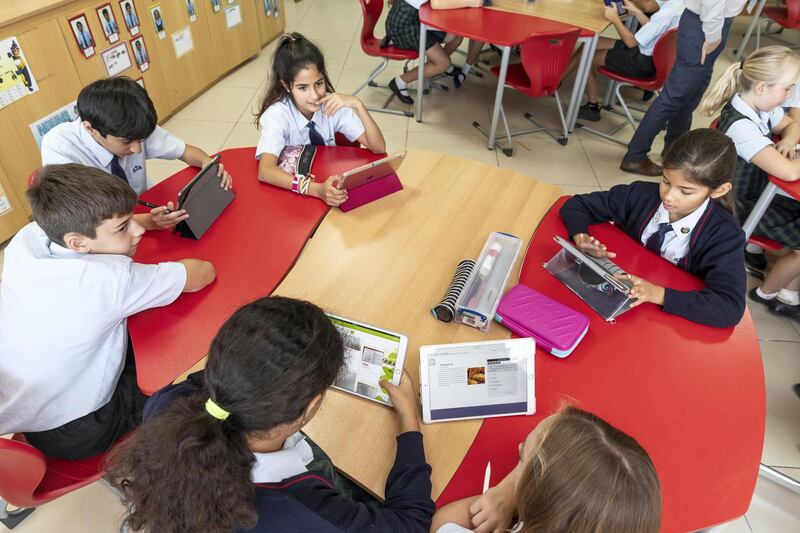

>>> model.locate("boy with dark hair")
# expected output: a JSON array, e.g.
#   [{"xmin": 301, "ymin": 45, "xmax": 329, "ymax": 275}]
[
  {"xmin": 0, "ymin": 164, "xmax": 216, "ymax": 460},
  {"xmin": 40, "ymin": 77, "xmax": 232, "ymax": 230}
]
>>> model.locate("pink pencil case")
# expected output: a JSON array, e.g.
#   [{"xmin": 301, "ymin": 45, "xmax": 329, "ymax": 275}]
[{"xmin": 495, "ymin": 284, "xmax": 589, "ymax": 358}]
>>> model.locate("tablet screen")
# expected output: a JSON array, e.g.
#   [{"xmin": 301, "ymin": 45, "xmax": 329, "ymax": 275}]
[
  {"xmin": 421, "ymin": 339, "xmax": 534, "ymax": 422},
  {"xmin": 330, "ymin": 316, "xmax": 405, "ymax": 405}
]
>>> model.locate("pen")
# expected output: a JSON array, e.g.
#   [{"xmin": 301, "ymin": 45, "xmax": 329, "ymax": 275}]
[
  {"xmin": 137, "ymin": 200, "xmax": 171, "ymax": 215},
  {"xmin": 483, "ymin": 462, "xmax": 491, "ymax": 494}
]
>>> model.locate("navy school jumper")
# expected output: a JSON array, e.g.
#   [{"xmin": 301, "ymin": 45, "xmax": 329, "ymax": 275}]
[{"xmin": 559, "ymin": 181, "xmax": 746, "ymax": 328}]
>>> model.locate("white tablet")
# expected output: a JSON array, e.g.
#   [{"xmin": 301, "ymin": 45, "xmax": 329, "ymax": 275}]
[
  {"xmin": 328, "ymin": 314, "xmax": 408, "ymax": 406},
  {"xmin": 419, "ymin": 338, "xmax": 536, "ymax": 424}
]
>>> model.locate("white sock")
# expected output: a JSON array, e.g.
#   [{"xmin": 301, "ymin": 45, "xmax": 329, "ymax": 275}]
[
  {"xmin": 777, "ymin": 289, "xmax": 800, "ymax": 306},
  {"xmin": 746, "ymin": 243, "xmax": 764, "ymax": 254},
  {"xmin": 394, "ymin": 76, "xmax": 408, "ymax": 91},
  {"xmin": 756, "ymin": 287, "xmax": 779, "ymax": 300},
  {"xmin": 445, "ymin": 65, "xmax": 455, "ymax": 75},
  {"xmin": 462, "ymin": 63, "xmax": 472, "ymax": 75}
]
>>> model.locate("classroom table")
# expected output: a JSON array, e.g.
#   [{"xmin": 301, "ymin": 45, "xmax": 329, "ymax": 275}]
[
  {"xmin": 416, "ymin": 1, "xmax": 609, "ymax": 150},
  {"xmin": 741, "ymin": 174, "xmax": 800, "ymax": 239}
]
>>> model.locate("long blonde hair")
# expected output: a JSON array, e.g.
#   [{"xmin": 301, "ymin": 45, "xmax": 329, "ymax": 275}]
[
  {"xmin": 700, "ymin": 46, "xmax": 800, "ymax": 116},
  {"xmin": 516, "ymin": 406, "xmax": 662, "ymax": 533}
]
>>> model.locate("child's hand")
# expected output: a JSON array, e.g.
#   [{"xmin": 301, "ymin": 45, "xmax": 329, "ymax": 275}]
[
  {"xmin": 623, "ymin": 273, "xmax": 666, "ymax": 308},
  {"xmin": 776, "ymin": 138, "xmax": 797, "ymax": 160},
  {"xmin": 381, "ymin": 370, "xmax": 420, "ymax": 434},
  {"xmin": 622, "ymin": 0, "xmax": 641, "ymax": 15},
  {"xmin": 151, "ymin": 203, "xmax": 188, "ymax": 229},
  {"xmin": 603, "ymin": 4, "xmax": 620, "ymax": 21},
  {"xmin": 468, "ymin": 471, "xmax": 518, "ymax": 533},
  {"xmin": 318, "ymin": 93, "xmax": 362, "ymax": 117},
  {"xmin": 312, "ymin": 175, "xmax": 348, "ymax": 206},
  {"xmin": 216, "ymin": 162, "xmax": 233, "ymax": 190},
  {"xmin": 573, "ymin": 233, "xmax": 617, "ymax": 258}
]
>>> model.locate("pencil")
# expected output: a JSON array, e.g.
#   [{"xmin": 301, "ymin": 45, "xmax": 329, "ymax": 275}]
[{"xmin": 137, "ymin": 200, "xmax": 171, "ymax": 215}]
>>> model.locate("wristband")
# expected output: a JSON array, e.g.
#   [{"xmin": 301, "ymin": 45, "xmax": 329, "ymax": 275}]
[{"xmin": 292, "ymin": 173, "xmax": 304, "ymax": 194}]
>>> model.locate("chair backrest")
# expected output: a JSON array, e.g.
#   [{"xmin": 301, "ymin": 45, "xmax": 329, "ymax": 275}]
[
  {"xmin": 358, "ymin": 0, "xmax": 383, "ymax": 48},
  {"xmin": 651, "ymin": 28, "xmax": 678, "ymax": 89},
  {"xmin": 520, "ymin": 27, "xmax": 582, "ymax": 97},
  {"xmin": 709, "ymin": 116, "xmax": 720, "ymax": 130},
  {"xmin": 0, "ymin": 438, "xmax": 47, "ymax": 508},
  {"xmin": 788, "ymin": 0, "xmax": 800, "ymax": 25}
]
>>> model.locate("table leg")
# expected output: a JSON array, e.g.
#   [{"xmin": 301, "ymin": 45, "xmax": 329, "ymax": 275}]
[
  {"xmin": 416, "ymin": 22, "xmax": 427, "ymax": 123},
  {"xmin": 732, "ymin": 0, "xmax": 767, "ymax": 61},
  {"xmin": 566, "ymin": 34, "xmax": 598, "ymax": 133},
  {"xmin": 741, "ymin": 183, "xmax": 777, "ymax": 240},
  {"xmin": 487, "ymin": 45, "xmax": 511, "ymax": 150}
]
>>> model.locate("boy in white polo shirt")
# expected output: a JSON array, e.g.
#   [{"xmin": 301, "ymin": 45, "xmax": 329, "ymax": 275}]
[
  {"xmin": 40, "ymin": 77, "xmax": 232, "ymax": 231},
  {"xmin": 0, "ymin": 164, "xmax": 216, "ymax": 460}
]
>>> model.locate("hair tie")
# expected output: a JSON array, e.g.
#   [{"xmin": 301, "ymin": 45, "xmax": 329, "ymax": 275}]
[
  {"xmin": 739, "ymin": 61, "xmax": 744, "ymax": 70},
  {"xmin": 205, "ymin": 398, "xmax": 230, "ymax": 420}
]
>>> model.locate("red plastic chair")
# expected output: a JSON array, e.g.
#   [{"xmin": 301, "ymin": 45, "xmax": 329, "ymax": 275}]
[
  {"xmin": 354, "ymin": 0, "xmax": 418, "ymax": 118},
  {"xmin": 27, "ymin": 166, "xmax": 42, "ymax": 188},
  {"xmin": 334, "ymin": 132, "xmax": 361, "ymax": 148},
  {"xmin": 764, "ymin": 0, "xmax": 800, "ymax": 31},
  {"xmin": 473, "ymin": 27, "xmax": 581, "ymax": 154},
  {"xmin": 0, "ymin": 435, "xmax": 121, "ymax": 528}
]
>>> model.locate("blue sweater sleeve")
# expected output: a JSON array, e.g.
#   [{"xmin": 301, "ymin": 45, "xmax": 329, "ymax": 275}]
[{"xmin": 559, "ymin": 183, "xmax": 646, "ymax": 237}]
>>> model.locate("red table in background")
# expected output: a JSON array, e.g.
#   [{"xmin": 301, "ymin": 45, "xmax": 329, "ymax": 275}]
[
  {"xmin": 129, "ymin": 146, "xmax": 383, "ymax": 394},
  {"xmin": 437, "ymin": 198, "xmax": 765, "ymax": 532}
]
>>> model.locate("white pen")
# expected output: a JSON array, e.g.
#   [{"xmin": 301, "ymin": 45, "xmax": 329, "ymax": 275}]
[{"xmin": 483, "ymin": 462, "xmax": 491, "ymax": 494}]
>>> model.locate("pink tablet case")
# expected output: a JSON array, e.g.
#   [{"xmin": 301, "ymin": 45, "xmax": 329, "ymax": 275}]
[
  {"xmin": 339, "ymin": 172, "xmax": 403, "ymax": 212},
  {"xmin": 495, "ymin": 284, "xmax": 589, "ymax": 358}
]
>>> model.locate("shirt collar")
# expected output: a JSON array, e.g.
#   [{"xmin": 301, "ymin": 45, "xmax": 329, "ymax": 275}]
[
  {"xmin": 653, "ymin": 197, "xmax": 709, "ymax": 241},
  {"xmin": 77, "ymin": 119, "xmax": 115, "ymax": 168},
  {"xmin": 250, "ymin": 432, "xmax": 314, "ymax": 484},
  {"xmin": 284, "ymin": 96, "xmax": 324, "ymax": 131},
  {"xmin": 731, "ymin": 93, "xmax": 771, "ymax": 135}
]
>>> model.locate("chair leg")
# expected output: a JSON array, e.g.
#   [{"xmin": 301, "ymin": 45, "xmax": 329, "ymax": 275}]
[
  {"xmin": 500, "ymin": 104, "xmax": 514, "ymax": 157},
  {"xmin": 353, "ymin": 58, "xmax": 388, "ymax": 96},
  {"xmin": 615, "ymin": 83, "xmax": 638, "ymax": 131},
  {"xmin": 0, "ymin": 498, "xmax": 36, "ymax": 529},
  {"xmin": 602, "ymin": 80, "xmax": 616, "ymax": 108},
  {"xmin": 553, "ymin": 91, "xmax": 569, "ymax": 146},
  {"xmin": 354, "ymin": 58, "xmax": 414, "ymax": 118},
  {"xmin": 741, "ymin": 183, "xmax": 778, "ymax": 240}
]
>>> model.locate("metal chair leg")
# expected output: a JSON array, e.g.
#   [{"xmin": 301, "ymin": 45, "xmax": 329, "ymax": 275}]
[
  {"xmin": 0, "ymin": 498, "xmax": 35, "ymax": 529},
  {"xmin": 742, "ymin": 183, "xmax": 778, "ymax": 239},
  {"xmin": 615, "ymin": 82, "xmax": 638, "ymax": 131},
  {"xmin": 354, "ymin": 57, "xmax": 414, "ymax": 118}
]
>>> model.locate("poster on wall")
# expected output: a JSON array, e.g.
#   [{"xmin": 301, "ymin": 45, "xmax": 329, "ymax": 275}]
[
  {"xmin": 68, "ymin": 14, "xmax": 96, "ymax": 57},
  {"xmin": 186, "ymin": 0, "xmax": 198, "ymax": 22},
  {"xmin": 29, "ymin": 100, "xmax": 79, "ymax": 149},
  {"xmin": 171, "ymin": 27, "xmax": 194, "ymax": 59},
  {"xmin": 0, "ymin": 183, "xmax": 12, "ymax": 217},
  {"xmin": 131, "ymin": 37, "xmax": 150, "ymax": 72},
  {"xmin": 0, "ymin": 38, "xmax": 38, "ymax": 110},
  {"xmin": 119, "ymin": 0, "xmax": 140, "ymax": 36},
  {"xmin": 96, "ymin": 3, "xmax": 120, "ymax": 43},
  {"xmin": 101, "ymin": 42, "xmax": 133, "ymax": 78},
  {"xmin": 225, "ymin": 3, "xmax": 242, "ymax": 29},
  {"xmin": 263, "ymin": 0, "xmax": 279, "ymax": 18},
  {"xmin": 149, "ymin": 4, "xmax": 167, "ymax": 39}
]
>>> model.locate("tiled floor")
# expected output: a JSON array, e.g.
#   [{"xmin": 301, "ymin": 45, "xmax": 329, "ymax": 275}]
[{"xmin": 2, "ymin": 1, "xmax": 799, "ymax": 531}]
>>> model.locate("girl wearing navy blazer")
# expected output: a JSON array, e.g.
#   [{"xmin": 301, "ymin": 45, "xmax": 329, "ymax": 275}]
[{"xmin": 560, "ymin": 128, "xmax": 746, "ymax": 328}]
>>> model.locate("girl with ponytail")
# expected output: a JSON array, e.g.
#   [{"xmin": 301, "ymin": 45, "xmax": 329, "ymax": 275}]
[
  {"xmin": 559, "ymin": 128, "xmax": 747, "ymax": 328},
  {"xmin": 701, "ymin": 46, "xmax": 800, "ymax": 321},
  {"xmin": 106, "ymin": 296, "xmax": 434, "ymax": 533}
]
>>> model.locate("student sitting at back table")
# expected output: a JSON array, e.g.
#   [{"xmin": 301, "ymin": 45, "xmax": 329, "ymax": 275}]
[
  {"xmin": 431, "ymin": 406, "xmax": 661, "ymax": 533},
  {"xmin": 700, "ymin": 46, "xmax": 800, "ymax": 321},
  {"xmin": 41, "ymin": 77, "xmax": 232, "ymax": 231},
  {"xmin": 576, "ymin": 0, "xmax": 684, "ymax": 122},
  {"xmin": 256, "ymin": 33, "xmax": 386, "ymax": 207},
  {"xmin": 0, "ymin": 164, "xmax": 215, "ymax": 461},
  {"xmin": 107, "ymin": 296, "xmax": 435, "ymax": 533},
  {"xmin": 560, "ymin": 128, "xmax": 746, "ymax": 328}
]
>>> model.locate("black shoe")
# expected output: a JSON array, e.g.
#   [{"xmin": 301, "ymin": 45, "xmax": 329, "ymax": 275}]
[
  {"xmin": 452, "ymin": 70, "xmax": 466, "ymax": 88},
  {"xmin": 768, "ymin": 300, "xmax": 800, "ymax": 322},
  {"xmin": 745, "ymin": 250, "xmax": 767, "ymax": 271},
  {"xmin": 578, "ymin": 103, "xmax": 602, "ymax": 122},
  {"xmin": 389, "ymin": 79, "xmax": 413, "ymax": 105},
  {"xmin": 748, "ymin": 287, "xmax": 774, "ymax": 307},
  {"xmin": 642, "ymin": 90, "xmax": 654, "ymax": 101},
  {"xmin": 793, "ymin": 383, "xmax": 800, "ymax": 399}
]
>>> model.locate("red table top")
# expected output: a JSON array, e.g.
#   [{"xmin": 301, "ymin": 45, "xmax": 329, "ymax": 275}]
[
  {"xmin": 418, "ymin": 4, "xmax": 580, "ymax": 46},
  {"xmin": 129, "ymin": 146, "xmax": 383, "ymax": 394},
  {"xmin": 769, "ymin": 174, "xmax": 800, "ymax": 200},
  {"xmin": 436, "ymin": 198, "xmax": 765, "ymax": 532}
]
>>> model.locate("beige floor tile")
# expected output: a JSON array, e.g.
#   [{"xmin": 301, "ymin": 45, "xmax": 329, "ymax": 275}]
[
  {"xmin": 145, "ymin": 159, "xmax": 190, "ymax": 187},
  {"xmin": 312, "ymin": 38, "xmax": 355, "ymax": 66},
  {"xmin": 406, "ymin": 131, "xmax": 498, "ymax": 167},
  {"xmin": 760, "ymin": 340, "xmax": 800, "ymax": 468},
  {"xmin": 712, "ymin": 516, "xmax": 753, "ymax": 533},
  {"xmin": 557, "ymin": 184, "xmax": 602, "ymax": 196},
  {"xmin": 746, "ymin": 276, "xmax": 800, "ymax": 342},
  {"xmin": 12, "ymin": 481, "xmax": 125, "ymax": 533},
  {"xmin": 159, "ymin": 118, "xmax": 235, "ymax": 156},
  {"xmin": 220, "ymin": 122, "xmax": 260, "ymax": 151},
  {"xmin": 172, "ymin": 85, "xmax": 260, "ymax": 123},
  {"xmin": 216, "ymin": 55, "xmax": 269, "ymax": 89},
  {"xmin": 382, "ymin": 129, "xmax": 407, "ymax": 154},
  {"xmin": 773, "ymin": 467, "xmax": 800, "ymax": 480},
  {"xmin": 745, "ymin": 470, "xmax": 800, "ymax": 533}
]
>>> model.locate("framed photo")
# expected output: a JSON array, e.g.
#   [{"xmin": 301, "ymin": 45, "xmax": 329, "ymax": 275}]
[
  {"xmin": 67, "ymin": 14, "xmax": 96, "ymax": 57},
  {"xmin": 210, "ymin": 0, "xmax": 221, "ymax": 13},
  {"xmin": 149, "ymin": 4, "xmax": 166, "ymax": 39},
  {"xmin": 263, "ymin": 0, "xmax": 279, "ymax": 17},
  {"xmin": 100, "ymin": 41, "xmax": 132, "ymax": 78},
  {"xmin": 186, "ymin": 0, "xmax": 198, "ymax": 22},
  {"xmin": 131, "ymin": 36, "xmax": 149, "ymax": 72},
  {"xmin": 119, "ymin": 0, "xmax": 140, "ymax": 36},
  {"xmin": 96, "ymin": 4, "xmax": 120, "ymax": 43}
]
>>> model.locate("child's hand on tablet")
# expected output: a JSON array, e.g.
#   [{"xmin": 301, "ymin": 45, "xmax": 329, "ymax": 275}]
[
  {"xmin": 573, "ymin": 233, "xmax": 616, "ymax": 258},
  {"xmin": 381, "ymin": 370, "xmax": 420, "ymax": 434},
  {"xmin": 312, "ymin": 175, "xmax": 348, "ymax": 206}
]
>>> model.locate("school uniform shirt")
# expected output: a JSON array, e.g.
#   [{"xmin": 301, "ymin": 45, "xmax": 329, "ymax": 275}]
[
  {"xmin": 724, "ymin": 94, "xmax": 784, "ymax": 163},
  {"xmin": 640, "ymin": 197, "xmax": 708, "ymax": 264},
  {"xmin": 255, "ymin": 96, "xmax": 365, "ymax": 159},
  {"xmin": 684, "ymin": 0, "xmax": 747, "ymax": 43},
  {"xmin": 436, "ymin": 523, "xmax": 524, "ymax": 533},
  {"xmin": 783, "ymin": 83, "xmax": 800, "ymax": 109},
  {"xmin": 40, "ymin": 119, "xmax": 186, "ymax": 195},
  {"xmin": 635, "ymin": 0, "xmax": 685, "ymax": 56},
  {"xmin": 403, "ymin": 0, "xmax": 428, "ymax": 9},
  {"xmin": 0, "ymin": 222, "xmax": 186, "ymax": 434},
  {"xmin": 560, "ymin": 181, "xmax": 747, "ymax": 328}
]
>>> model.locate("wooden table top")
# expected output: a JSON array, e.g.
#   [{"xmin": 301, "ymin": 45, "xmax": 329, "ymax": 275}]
[{"xmin": 489, "ymin": 0, "xmax": 611, "ymax": 33}]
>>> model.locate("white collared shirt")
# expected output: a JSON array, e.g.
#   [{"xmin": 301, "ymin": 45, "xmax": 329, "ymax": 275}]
[
  {"xmin": 684, "ymin": 0, "xmax": 747, "ymax": 43},
  {"xmin": 255, "ymin": 96, "xmax": 365, "ymax": 159},
  {"xmin": 403, "ymin": 0, "xmax": 428, "ymax": 8},
  {"xmin": 250, "ymin": 432, "xmax": 314, "ymax": 483},
  {"xmin": 0, "ymin": 223, "xmax": 187, "ymax": 434},
  {"xmin": 725, "ymin": 94, "xmax": 784, "ymax": 162},
  {"xmin": 783, "ymin": 84, "xmax": 800, "ymax": 109},
  {"xmin": 635, "ymin": 0, "xmax": 685, "ymax": 56},
  {"xmin": 40, "ymin": 119, "xmax": 186, "ymax": 195},
  {"xmin": 640, "ymin": 197, "xmax": 709, "ymax": 264}
]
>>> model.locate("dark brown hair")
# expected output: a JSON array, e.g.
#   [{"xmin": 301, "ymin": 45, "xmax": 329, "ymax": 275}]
[
  {"xmin": 662, "ymin": 128, "xmax": 738, "ymax": 215},
  {"xmin": 516, "ymin": 406, "xmax": 662, "ymax": 533},
  {"xmin": 26, "ymin": 164, "xmax": 136, "ymax": 246},
  {"xmin": 255, "ymin": 32, "xmax": 335, "ymax": 126},
  {"xmin": 105, "ymin": 296, "xmax": 345, "ymax": 533},
  {"xmin": 77, "ymin": 76, "xmax": 157, "ymax": 141}
]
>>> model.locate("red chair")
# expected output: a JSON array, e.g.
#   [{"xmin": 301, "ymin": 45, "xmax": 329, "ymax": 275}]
[
  {"xmin": 27, "ymin": 166, "xmax": 42, "ymax": 188},
  {"xmin": 760, "ymin": 0, "xmax": 800, "ymax": 48},
  {"xmin": 334, "ymin": 132, "xmax": 361, "ymax": 148},
  {"xmin": 0, "ymin": 435, "xmax": 120, "ymax": 528},
  {"xmin": 473, "ymin": 27, "xmax": 582, "ymax": 154},
  {"xmin": 579, "ymin": 28, "xmax": 678, "ymax": 147}
]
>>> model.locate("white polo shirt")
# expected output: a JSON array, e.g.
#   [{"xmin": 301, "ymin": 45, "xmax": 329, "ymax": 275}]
[
  {"xmin": 635, "ymin": 0, "xmax": 685, "ymax": 56},
  {"xmin": 640, "ymin": 197, "xmax": 709, "ymax": 264},
  {"xmin": 250, "ymin": 432, "xmax": 314, "ymax": 483},
  {"xmin": 403, "ymin": 0, "xmax": 428, "ymax": 8},
  {"xmin": 255, "ymin": 96, "xmax": 365, "ymax": 159},
  {"xmin": 725, "ymin": 94, "xmax": 784, "ymax": 162},
  {"xmin": 40, "ymin": 119, "xmax": 186, "ymax": 195},
  {"xmin": 0, "ymin": 222, "xmax": 187, "ymax": 434}
]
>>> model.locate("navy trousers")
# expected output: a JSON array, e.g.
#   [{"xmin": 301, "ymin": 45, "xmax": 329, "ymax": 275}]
[{"xmin": 624, "ymin": 10, "xmax": 734, "ymax": 162}]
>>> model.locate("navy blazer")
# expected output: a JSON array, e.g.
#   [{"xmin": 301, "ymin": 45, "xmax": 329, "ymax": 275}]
[{"xmin": 559, "ymin": 181, "xmax": 746, "ymax": 328}]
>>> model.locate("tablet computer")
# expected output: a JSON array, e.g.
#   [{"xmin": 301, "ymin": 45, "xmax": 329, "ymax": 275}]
[
  {"xmin": 419, "ymin": 338, "xmax": 536, "ymax": 424},
  {"xmin": 336, "ymin": 150, "xmax": 405, "ymax": 191},
  {"xmin": 173, "ymin": 154, "xmax": 235, "ymax": 240},
  {"xmin": 176, "ymin": 154, "xmax": 221, "ymax": 210},
  {"xmin": 328, "ymin": 314, "xmax": 408, "ymax": 406}
]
